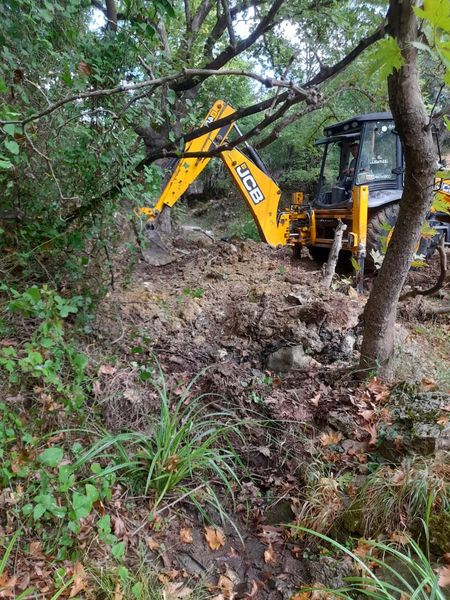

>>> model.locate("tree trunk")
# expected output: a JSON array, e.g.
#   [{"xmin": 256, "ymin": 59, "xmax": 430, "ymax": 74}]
[
  {"xmin": 105, "ymin": 0, "xmax": 118, "ymax": 31},
  {"xmin": 359, "ymin": 0, "xmax": 437, "ymax": 379}
]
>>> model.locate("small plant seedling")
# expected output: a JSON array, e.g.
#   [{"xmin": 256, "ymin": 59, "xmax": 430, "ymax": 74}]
[{"xmin": 182, "ymin": 287, "xmax": 204, "ymax": 299}]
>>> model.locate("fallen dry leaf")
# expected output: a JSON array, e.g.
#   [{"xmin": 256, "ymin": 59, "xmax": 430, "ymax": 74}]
[
  {"xmin": 0, "ymin": 574, "xmax": 17, "ymax": 598},
  {"xmin": 366, "ymin": 377, "xmax": 391, "ymax": 402},
  {"xmin": 114, "ymin": 582, "xmax": 123, "ymax": 600},
  {"xmin": 146, "ymin": 536, "xmax": 160, "ymax": 551},
  {"xmin": 320, "ymin": 431, "xmax": 342, "ymax": 447},
  {"xmin": 362, "ymin": 422, "xmax": 377, "ymax": 445},
  {"xmin": 263, "ymin": 543, "xmax": 277, "ymax": 565},
  {"xmin": 28, "ymin": 540, "xmax": 44, "ymax": 558},
  {"xmin": 353, "ymin": 539, "xmax": 373, "ymax": 559},
  {"xmin": 438, "ymin": 565, "xmax": 450, "ymax": 588},
  {"xmin": 179, "ymin": 527, "xmax": 193, "ymax": 544},
  {"xmin": 217, "ymin": 574, "xmax": 235, "ymax": 598},
  {"xmin": 98, "ymin": 364, "xmax": 117, "ymax": 376},
  {"xmin": 291, "ymin": 593, "xmax": 311, "ymax": 600},
  {"xmin": 112, "ymin": 515, "xmax": 127, "ymax": 538},
  {"xmin": 257, "ymin": 446, "xmax": 271, "ymax": 457},
  {"xmin": 204, "ymin": 527, "xmax": 225, "ymax": 551},
  {"xmin": 420, "ymin": 377, "xmax": 438, "ymax": 392},
  {"xmin": 164, "ymin": 581, "xmax": 192, "ymax": 599},
  {"xmin": 69, "ymin": 562, "xmax": 87, "ymax": 598},
  {"xmin": 247, "ymin": 580, "xmax": 259, "ymax": 598},
  {"xmin": 359, "ymin": 409, "xmax": 375, "ymax": 422},
  {"xmin": 437, "ymin": 415, "xmax": 449, "ymax": 426},
  {"xmin": 309, "ymin": 393, "xmax": 321, "ymax": 407},
  {"xmin": 390, "ymin": 530, "xmax": 410, "ymax": 545}
]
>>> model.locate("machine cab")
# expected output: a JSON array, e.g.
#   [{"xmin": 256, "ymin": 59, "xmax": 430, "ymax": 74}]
[{"xmin": 314, "ymin": 113, "xmax": 403, "ymax": 209}]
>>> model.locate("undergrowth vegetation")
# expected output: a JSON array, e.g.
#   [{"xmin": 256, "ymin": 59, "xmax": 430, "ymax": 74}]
[
  {"xmin": 293, "ymin": 528, "xmax": 448, "ymax": 600},
  {"xmin": 73, "ymin": 370, "xmax": 244, "ymax": 516}
]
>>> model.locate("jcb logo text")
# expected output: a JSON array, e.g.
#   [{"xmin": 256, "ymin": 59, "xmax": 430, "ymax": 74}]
[{"xmin": 235, "ymin": 163, "xmax": 264, "ymax": 205}]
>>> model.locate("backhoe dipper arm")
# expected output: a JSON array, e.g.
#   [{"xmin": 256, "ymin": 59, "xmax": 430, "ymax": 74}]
[
  {"xmin": 220, "ymin": 148, "xmax": 289, "ymax": 247},
  {"xmin": 142, "ymin": 100, "xmax": 236, "ymax": 219},
  {"xmin": 141, "ymin": 99, "xmax": 289, "ymax": 247}
]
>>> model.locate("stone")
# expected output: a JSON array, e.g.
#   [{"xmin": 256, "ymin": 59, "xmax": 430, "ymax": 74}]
[
  {"xmin": 177, "ymin": 225, "xmax": 214, "ymax": 246},
  {"xmin": 377, "ymin": 390, "xmax": 450, "ymax": 459},
  {"xmin": 266, "ymin": 345, "xmax": 321, "ymax": 372},
  {"xmin": 286, "ymin": 292, "xmax": 308, "ymax": 305},
  {"xmin": 429, "ymin": 511, "xmax": 450, "ymax": 554},
  {"xmin": 176, "ymin": 298, "xmax": 202, "ymax": 322},
  {"xmin": 340, "ymin": 333, "xmax": 356, "ymax": 358},
  {"xmin": 327, "ymin": 410, "xmax": 358, "ymax": 438},
  {"xmin": 307, "ymin": 555, "xmax": 353, "ymax": 589}
]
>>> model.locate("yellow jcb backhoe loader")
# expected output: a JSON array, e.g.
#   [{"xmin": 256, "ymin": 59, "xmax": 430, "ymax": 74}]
[{"xmin": 140, "ymin": 100, "xmax": 450, "ymax": 290}]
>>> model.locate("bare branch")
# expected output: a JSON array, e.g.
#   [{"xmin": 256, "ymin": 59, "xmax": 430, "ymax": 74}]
[
  {"xmin": 220, "ymin": 0, "xmax": 236, "ymax": 47},
  {"xmin": 0, "ymin": 67, "xmax": 307, "ymax": 127},
  {"xmin": 63, "ymin": 21, "xmax": 387, "ymax": 225},
  {"xmin": 304, "ymin": 21, "xmax": 387, "ymax": 88},
  {"xmin": 400, "ymin": 237, "xmax": 448, "ymax": 300},
  {"xmin": 174, "ymin": 0, "xmax": 285, "ymax": 92},
  {"xmin": 204, "ymin": 0, "xmax": 264, "ymax": 58}
]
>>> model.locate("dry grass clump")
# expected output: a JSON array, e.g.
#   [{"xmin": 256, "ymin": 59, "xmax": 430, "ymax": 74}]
[{"xmin": 360, "ymin": 454, "xmax": 450, "ymax": 535}]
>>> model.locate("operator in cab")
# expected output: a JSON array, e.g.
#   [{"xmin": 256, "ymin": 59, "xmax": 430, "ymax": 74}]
[{"xmin": 342, "ymin": 141, "xmax": 369, "ymax": 178}]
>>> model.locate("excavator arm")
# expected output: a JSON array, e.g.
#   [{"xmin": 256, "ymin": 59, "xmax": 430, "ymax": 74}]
[
  {"xmin": 140, "ymin": 100, "xmax": 289, "ymax": 247},
  {"xmin": 140, "ymin": 100, "xmax": 235, "ymax": 219}
]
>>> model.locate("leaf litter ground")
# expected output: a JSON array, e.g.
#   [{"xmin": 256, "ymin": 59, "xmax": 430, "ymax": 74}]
[{"xmin": 2, "ymin": 225, "xmax": 449, "ymax": 599}]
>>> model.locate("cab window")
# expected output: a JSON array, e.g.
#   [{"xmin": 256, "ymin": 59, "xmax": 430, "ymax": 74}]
[{"xmin": 357, "ymin": 121, "xmax": 397, "ymax": 183}]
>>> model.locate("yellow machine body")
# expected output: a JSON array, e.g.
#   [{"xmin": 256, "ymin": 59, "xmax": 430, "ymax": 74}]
[
  {"xmin": 139, "ymin": 100, "xmax": 369, "ymax": 258},
  {"xmin": 139, "ymin": 100, "xmax": 449, "ymax": 287}
]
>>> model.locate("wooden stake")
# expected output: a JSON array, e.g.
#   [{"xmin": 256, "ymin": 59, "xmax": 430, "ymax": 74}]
[{"xmin": 322, "ymin": 220, "xmax": 347, "ymax": 288}]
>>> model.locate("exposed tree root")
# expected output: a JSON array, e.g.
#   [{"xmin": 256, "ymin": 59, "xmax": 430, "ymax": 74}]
[{"xmin": 400, "ymin": 237, "xmax": 448, "ymax": 301}]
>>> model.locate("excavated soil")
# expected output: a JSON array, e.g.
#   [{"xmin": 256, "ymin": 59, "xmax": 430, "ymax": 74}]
[{"xmin": 87, "ymin": 223, "xmax": 449, "ymax": 598}]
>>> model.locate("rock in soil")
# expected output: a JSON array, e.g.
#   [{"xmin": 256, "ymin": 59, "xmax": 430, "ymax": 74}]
[
  {"xmin": 377, "ymin": 389, "xmax": 450, "ymax": 459},
  {"xmin": 266, "ymin": 345, "xmax": 321, "ymax": 372}
]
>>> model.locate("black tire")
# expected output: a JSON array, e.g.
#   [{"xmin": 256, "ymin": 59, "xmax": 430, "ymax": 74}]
[
  {"xmin": 367, "ymin": 202, "xmax": 437, "ymax": 269},
  {"xmin": 308, "ymin": 245, "xmax": 330, "ymax": 263},
  {"xmin": 366, "ymin": 202, "xmax": 400, "ymax": 269}
]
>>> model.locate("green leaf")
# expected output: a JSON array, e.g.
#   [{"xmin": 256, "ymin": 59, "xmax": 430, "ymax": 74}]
[
  {"xmin": 26, "ymin": 350, "xmax": 43, "ymax": 365},
  {"xmin": 0, "ymin": 159, "xmax": 13, "ymax": 170},
  {"xmin": 132, "ymin": 582, "xmax": 143, "ymax": 598},
  {"xmin": 369, "ymin": 37, "xmax": 404, "ymax": 79},
  {"xmin": 39, "ymin": 8, "xmax": 53, "ymax": 23},
  {"xmin": 0, "ymin": 77, "xmax": 7, "ymax": 93},
  {"xmin": 33, "ymin": 503, "xmax": 46, "ymax": 520},
  {"xmin": 445, "ymin": 68, "xmax": 450, "ymax": 86},
  {"xmin": 39, "ymin": 446, "xmax": 64, "ymax": 467},
  {"xmin": 4, "ymin": 139, "xmax": 19, "ymax": 155},
  {"xmin": 97, "ymin": 514, "xmax": 111, "ymax": 532},
  {"xmin": 350, "ymin": 256, "xmax": 361, "ymax": 272},
  {"xmin": 167, "ymin": 89, "xmax": 176, "ymax": 105},
  {"xmin": 26, "ymin": 286, "xmax": 41, "ymax": 303},
  {"xmin": 414, "ymin": 0, "xmax": 450, "ymax": 32},
  {"xmin": 112, "ymin": 541, "xmax": 125, "ymax": 560},
  {"xmin": 2, "ymin": 124, "xmax": 15, "ymax": 136},
  {"xmin": 85, "ymin": 483, "xmax": 99, "ymax": 503},
  {"xmin": 72, "ymin": 492, "xmax": 91, "ymax": 519}
]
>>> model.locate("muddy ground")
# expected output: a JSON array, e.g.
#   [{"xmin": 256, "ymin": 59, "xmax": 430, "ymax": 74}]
[{"xmin": 83, "ymin": 202, "xmax": 450, "ymax": 599}]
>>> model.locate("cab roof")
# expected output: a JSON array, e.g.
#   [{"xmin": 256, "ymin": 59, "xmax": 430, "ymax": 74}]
[{"xmin": 323, "ymin": 112, "xmax": 393, "ymax": 137}]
